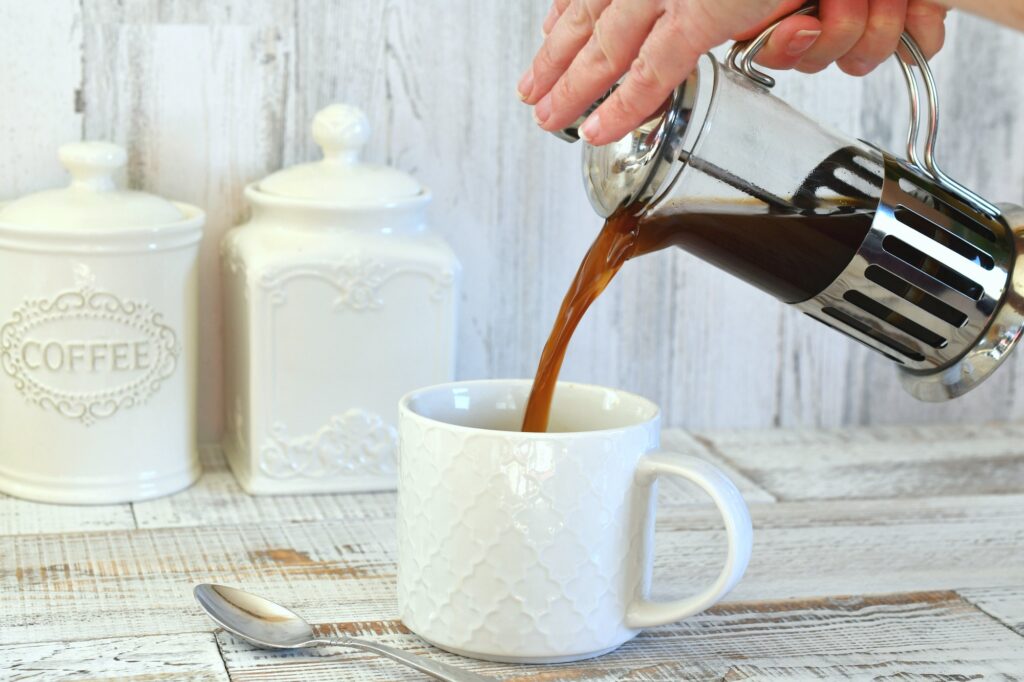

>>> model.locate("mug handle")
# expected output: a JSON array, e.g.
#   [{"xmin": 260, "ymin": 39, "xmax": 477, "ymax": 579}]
[{"xmin": 625, "ymin": 452, "xmax": 753, "ymax": 629}]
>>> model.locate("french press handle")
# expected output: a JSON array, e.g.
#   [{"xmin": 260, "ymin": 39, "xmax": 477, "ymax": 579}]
[{"xmin": 726, "ymin": 4, "xmax": 1000, "ymax": 218}]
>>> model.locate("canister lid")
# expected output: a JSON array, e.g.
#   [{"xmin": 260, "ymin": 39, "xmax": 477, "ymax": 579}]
[
  {"xmin": 0, "ymin": 142, "xmax": 187, "ymax": 229},
  {"xmin": 255, "ymin": 104, "xmax": 423, "ymax": 205}
]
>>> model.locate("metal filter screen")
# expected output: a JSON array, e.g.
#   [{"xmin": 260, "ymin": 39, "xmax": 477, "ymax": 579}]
[{"xmin": 799, "ymin": 154, "xmax": 1013, "ymax": 373}]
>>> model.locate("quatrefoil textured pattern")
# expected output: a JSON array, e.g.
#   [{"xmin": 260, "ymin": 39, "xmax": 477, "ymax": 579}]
[{"xmin": 397, "ymin": 416, "xmax": 660, "ymax": 660}]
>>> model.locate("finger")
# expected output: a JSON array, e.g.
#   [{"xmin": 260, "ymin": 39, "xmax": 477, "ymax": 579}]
[
  {"xmin": 542, "ymin": 0, "xmax": 572, "ymax": 36},
  {"xmin": 534, "ymin": 0, "xmax": 661, "ymax": 131},
  {"xmin": 733, "ymin": 0, "xmax": 817, "ymax": 40},
  {"xmin": 751, "ymin": 14, "xmax": 823, "ymax": 70},
  {"xmin": 837, "ymin": 0, "xmax": 907, "ymax": 75},
  {"xmin": 520, "ymin": 0, "xmax": 612, "ymax": 104},
  {"xmin": 905, "ymin": 0, "xmax": 947, "ymax": 59},
  {"xmin": 578, "ymin": 15, "xmax": 701, "ymax": 146},
  {"xmin": 795, "ymin": 0, "xmax": 870, "ymax": 74}
]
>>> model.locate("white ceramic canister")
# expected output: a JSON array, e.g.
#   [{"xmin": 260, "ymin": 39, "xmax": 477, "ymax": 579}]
[
  {"xmin": 0, "ymin": 142, "xmax": 204, "ymax": 504},
  {"xmin": 222, "ymin": 104, "xmax": 460, "ymax": 495}
]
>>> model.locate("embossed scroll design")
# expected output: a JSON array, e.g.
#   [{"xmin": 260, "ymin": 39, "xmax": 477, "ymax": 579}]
[
  {"xmin": 0, "ymin": 287, "xmax": 180, "ymax": 425},
  {"xmin": 257, "ymin": 258, "xmax": 455, "ymax": 310},
  {"xmin": 259, "ymin": 409, "xmax": 398, "ymax": 479}
]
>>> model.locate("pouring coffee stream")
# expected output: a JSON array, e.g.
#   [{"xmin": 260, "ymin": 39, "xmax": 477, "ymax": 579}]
[
  {"xmin": 520, "ymin": 201, "xmax": 878, "ymax": 432},
  {"xmin": 523, "ymin": 6, "xmax": 1024, "ymax": 432}
]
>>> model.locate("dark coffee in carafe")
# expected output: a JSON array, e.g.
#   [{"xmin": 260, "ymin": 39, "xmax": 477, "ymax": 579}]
[{"xmin": 521, "ymin": 201, "xmax": 874, "ymax": 432}]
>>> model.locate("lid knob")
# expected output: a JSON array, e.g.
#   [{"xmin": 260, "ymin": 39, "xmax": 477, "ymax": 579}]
[
  {"xmin": 59, "ymin": 142, "xmax": 127, "ymax": 192},
  {"xmin": 312, "ymin": 104, "xmax": 370, "ymax": 164}
]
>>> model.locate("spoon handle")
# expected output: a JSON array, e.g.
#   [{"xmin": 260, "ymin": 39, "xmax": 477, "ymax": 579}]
[{"xmin": 319, "ymin": 636, "xmax": 494, "ymax": 681}]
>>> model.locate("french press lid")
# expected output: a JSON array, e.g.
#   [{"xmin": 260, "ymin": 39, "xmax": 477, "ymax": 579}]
[{"xmin": 555, "ymin": 68, "xmax": 705, "ymax": 218}]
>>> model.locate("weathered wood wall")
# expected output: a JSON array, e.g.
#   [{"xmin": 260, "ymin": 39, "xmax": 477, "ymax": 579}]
[{"xmin": 1, "ymin": 1, "xmax": 1022, "ymax": 441}]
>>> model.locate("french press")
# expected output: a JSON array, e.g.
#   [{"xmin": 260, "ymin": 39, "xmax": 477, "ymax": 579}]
[{"xmin": 555, "ymin": 6, "xmax": 1024, "ymax": 402}]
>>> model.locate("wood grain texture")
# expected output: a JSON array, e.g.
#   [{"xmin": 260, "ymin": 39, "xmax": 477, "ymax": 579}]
[
  {"xmin": 130, "ymin": 446, "xmax": 401, "ymax": 530},
  {"xmin": 81, "ymin": 0, "xmax": 295, "ymax": 25},
  {"xmin": 5, "ymin": 491, "xmax": 1023, "ymax": 646},
  {"xmin": 3, "ymin": 426, "xmax": 1024, "ymax": 677},
  {"xmin": 660, "ymin": 430, "xmax": 777, "ymax": 504},
  {"xmin": 0, "ymin": 632, "xmax": 228, "ymax": 681},
  {"xmin": 959, "ymin": 586, "xmax": 1024, "ymax": 636},
  {"xmin": 0, "ymin": 517, "xmax": 399, "ymax": 646},
  {"xmin": 215, "ymin": 593, "xmax": 1024, "ymax": 681},
  {"xmin": 0, "ymin": 3, "xmax": 1017, "ymax": 440},
  {"xmin": 698, "ymin": 422, "xmax": 1024, "ymax": 501},
  {"xmin": 0, "ymin": 1, "xmax": 82, "ymax": 201},
  {"xmin": 650, "ymin": 493, "xmax": 1024, "ymax": 603},
  {"xmin": 0, "ymin": 493, "xmax": 134, "ymax": 538}
]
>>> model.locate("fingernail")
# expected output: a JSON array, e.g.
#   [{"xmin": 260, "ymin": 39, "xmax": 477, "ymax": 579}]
[
  {"xmin": 517, "ymin": 69, "xmax": 535, "ymax": 101},
  {"xmin": 534, "ymin": 94, "xmax": 552, "ymax": 126},
  {"xmin": 579, "ymin": 113, "xmax": 600, "ymax": 144},
  {"xmin": 786, "ymin": 29, "xmax": 821, "ymax": 56}
]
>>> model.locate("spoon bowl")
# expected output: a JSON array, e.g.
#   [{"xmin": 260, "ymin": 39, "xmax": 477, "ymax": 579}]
[{"xmin": 194, "ymin": 584, "xmax": 314, "ymax": 649}]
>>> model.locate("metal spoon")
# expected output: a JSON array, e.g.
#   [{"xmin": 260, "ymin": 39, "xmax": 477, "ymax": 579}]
[{"xmin": 193, "ymin": 584, "xmax": 492, "ymax": 682}]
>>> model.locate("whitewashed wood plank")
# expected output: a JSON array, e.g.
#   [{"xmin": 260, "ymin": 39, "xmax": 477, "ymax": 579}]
[
  {"xmin": 83, "ymin": 0, "xmax": 295, "ymax": 26},
  {"xmin": 215, "ymin": 593, "xmax": 1024, "ymax": 681},
  {"xmin": 0, "ymin": 631, "xmax": 227, "ymax": 681},
  {"xmin": 958, "ymin": 586, "xmax": 1024, "ymax": 636},
  {"xmin": 709, "ymin": 594, "xmax": 1024, "ymax": 680},
  {"xmin": 649, "ymin": 493, "xmax": 1024, "ymax": 604},
  {"xmin": 131, "ymin": 446, "xmax": 399, "ymax": 529},
  {"xmin": 0, "ymin": 518, "xmax": 398, "ymax": 646},
  {"xmin": 284, "ymin": 0, "xmax": 390, "ymax": 168},
  {"xmin": 0, "ymin": 494, "xmax": 134, "ymax": 538},
  {"xmin": 698, "ymin": 491, "xmax": 1024, "ymax": 530},
  {"xmin": 699, "ymin": 422, "xmax": 1024, "ymax": 500},
  {"xmin": 652, "ymin": 491, "xmax": 1024, "ymax": 606},
  {"xmin": 5, "ymin": 494, "xmax": 1024, "ymax": 646},
  {"xmin": 659, "ymin": 430, "xmax": 777, "ymax": 504},
  {"xmin": 220, "ymin": 620, "xmax": 703, "ymax": 681},
  {"xmin": 80, "ymin": 21, "xmax": 293, "ymax": 443},
  {"xmin": 655, "ymin": 255, "xmax": 784, "ymax": 432},
  {"xmin": 649, "ymin": 491, "xmax": 1024, "ymax": 604},
  {"xmin": 0, "ymin": 1, "xmax": 83, "ymax": 201}
]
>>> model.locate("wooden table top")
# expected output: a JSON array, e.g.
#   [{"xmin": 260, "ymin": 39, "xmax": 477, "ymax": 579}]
[{"xmin": 3, "ymin": 424, "xmax": 1024, "ymax": 680}]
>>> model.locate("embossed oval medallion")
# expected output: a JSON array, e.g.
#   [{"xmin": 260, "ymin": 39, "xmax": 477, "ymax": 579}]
[{"xmin": 0, "ymin": 287, "xmax": 180, "ymax": 425}]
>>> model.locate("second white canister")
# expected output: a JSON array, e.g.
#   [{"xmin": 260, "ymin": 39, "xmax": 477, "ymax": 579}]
[
  {"xmin": 222, "ymin": 104, "xmax": 461, "ymax": 495},
  {"xmin": 0, "ymin": 142, "xmax": 204, "ymax": 504}
]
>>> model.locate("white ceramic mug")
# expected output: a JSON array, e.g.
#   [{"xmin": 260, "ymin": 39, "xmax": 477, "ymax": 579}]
[{"xmin": 396, "ymin": 379, "xmax": 753, "ymax": 664}]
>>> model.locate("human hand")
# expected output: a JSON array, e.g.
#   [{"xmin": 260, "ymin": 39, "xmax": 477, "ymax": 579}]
[{"xmin": 519, "ymin": 0, "xmax": 949, "ymax": 146}]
